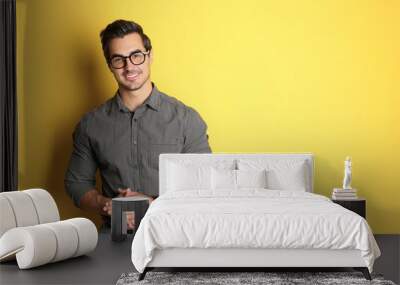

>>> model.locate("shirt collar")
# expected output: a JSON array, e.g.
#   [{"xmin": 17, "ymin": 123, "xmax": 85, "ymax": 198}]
[
  {"xmin": 145, "ymin": 83, "xmax": 160, "ymax": 111},
  {"xmin": 114, "ymin": 82, "xmax": 160, "ymax": 113}
]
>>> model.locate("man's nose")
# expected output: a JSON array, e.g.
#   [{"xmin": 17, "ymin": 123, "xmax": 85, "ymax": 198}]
[{"xmin": 125, "ymin": 57, "xmax": 136, "ymax": 69}]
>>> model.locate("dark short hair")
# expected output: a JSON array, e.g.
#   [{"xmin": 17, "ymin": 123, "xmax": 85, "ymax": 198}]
[{"xmin": 100, "ymin": 19, "xmax": 152, "ymax": 63}]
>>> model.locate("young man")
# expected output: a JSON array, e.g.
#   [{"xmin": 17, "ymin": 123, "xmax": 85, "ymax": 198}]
[{"xmin": 65, "ymin": 20, "xmax": 211, "ymax": 227}]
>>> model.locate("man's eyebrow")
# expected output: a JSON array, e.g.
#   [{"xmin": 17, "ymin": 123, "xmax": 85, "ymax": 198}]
[{"xmin": 110, "ymin": 49, "xmax": 143, "ymax": 58}]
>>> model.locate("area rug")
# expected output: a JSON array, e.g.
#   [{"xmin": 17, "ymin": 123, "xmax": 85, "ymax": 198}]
[{"xmin": 116, "ymin": 271, "xmax": 396, "ymax": 285}]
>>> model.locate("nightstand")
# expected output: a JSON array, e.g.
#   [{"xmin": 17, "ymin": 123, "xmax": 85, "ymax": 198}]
[
  {"xmin": 111, "ymin": 196, "xmax": 150, "ymax": 241},
  {"xmin": 332, "ymin": 198, "xmax": 366, "ymax": 218}
]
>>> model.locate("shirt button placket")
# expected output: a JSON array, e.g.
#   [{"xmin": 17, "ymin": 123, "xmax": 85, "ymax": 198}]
[{"xmin": 132, "ymin": 115, "xmax": 140, "ymax": 190}]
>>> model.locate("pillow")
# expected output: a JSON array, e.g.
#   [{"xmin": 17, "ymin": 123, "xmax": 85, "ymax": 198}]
[
  {"xmin": 236, "ymin": 169, "xmax": 267, "ymax": 188},
  {"xmin": 211, "ymin": 168, "xmax": 236, "ymax": 190},
  {"xmin": 237, "ymin": 159, "xmax": 308, "ymax": 191},
  {"xmin": 211, "ymin": 169, "xmax": 268, "ymax": 190},
  {"xmin": 266, "ymin": 167, "xmax": 306, "ymax": 191},
  {"xmin": 166, "ymin": 162, "xmax": 212, "ymax": 191}
]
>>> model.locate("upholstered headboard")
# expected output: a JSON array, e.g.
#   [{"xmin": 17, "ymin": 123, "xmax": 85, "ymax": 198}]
[{"xmin": 159, "ymin": 153, "xmax": 314, "ymax": 195}]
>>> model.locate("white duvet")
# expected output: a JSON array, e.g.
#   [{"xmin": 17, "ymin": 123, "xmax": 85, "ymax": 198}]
[{"xmin": 131, "ymin": 190, "xmax": 380, "ymax": 273}]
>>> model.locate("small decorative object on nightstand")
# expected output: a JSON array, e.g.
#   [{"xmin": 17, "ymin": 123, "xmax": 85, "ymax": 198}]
[
  {"xmin": 332, "ymin": 198, "xmax": 366, "ymax": 219},
  {"xmin": 342, "ymin": 156, "xmax": 353, "ymax": 190},
  {"xmin": 332, "ymin": 187, "xmax": 358, "ymax": 199},
  {"xmin": 332, "ymin": 156, "xmax": 359, "ymax": 200}
]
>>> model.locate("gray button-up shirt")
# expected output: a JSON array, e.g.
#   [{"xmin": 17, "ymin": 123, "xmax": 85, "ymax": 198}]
[{"xmin": 65, "ymin": 84, "xmax": 211, "ymax": 207}]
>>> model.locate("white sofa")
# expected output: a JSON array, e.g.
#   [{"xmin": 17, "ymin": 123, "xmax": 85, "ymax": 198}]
[{"xmin": 0, "ymin": 189, "xmax": 98, "ymax": 269}]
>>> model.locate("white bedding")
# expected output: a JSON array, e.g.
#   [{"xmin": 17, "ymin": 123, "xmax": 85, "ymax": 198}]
[{"xmin": 131, "ymin": 190, "xmax": 380, "ymax": 273}]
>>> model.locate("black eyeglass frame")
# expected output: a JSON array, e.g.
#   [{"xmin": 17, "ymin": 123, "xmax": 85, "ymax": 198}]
[{"xmin": 109, "ymin": 50, "xmax": 150, "ymax": 69}]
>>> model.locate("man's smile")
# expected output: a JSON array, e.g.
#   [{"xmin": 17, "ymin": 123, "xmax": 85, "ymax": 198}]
[
  {"xmin": 125, "ymin": 72, "xmax": 140, "ymax": 80},
  {"xmin": 125, "ymin": 72, "xmax": 140, "ymax": 81}
]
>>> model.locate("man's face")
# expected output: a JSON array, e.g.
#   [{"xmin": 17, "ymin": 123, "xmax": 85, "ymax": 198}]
[{"xmin": 107, "ymin": 33, "xmax": 152, "ymax": 92}]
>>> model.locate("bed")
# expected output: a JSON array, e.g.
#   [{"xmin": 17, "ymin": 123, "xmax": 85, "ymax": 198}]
[{"xmin": 131, "ymin": 153, "xmax": 380, "ymax": 280}]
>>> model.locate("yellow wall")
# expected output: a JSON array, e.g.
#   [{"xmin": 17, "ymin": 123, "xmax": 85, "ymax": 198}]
[{"xmin": 16, "ymin": 0, "xmax": 399, "ymax": 233}]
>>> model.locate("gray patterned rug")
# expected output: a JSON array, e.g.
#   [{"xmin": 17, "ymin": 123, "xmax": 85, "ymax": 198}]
[{"xmin": 116, "ymin": 271, "xmax": 396, "ymax": 285}]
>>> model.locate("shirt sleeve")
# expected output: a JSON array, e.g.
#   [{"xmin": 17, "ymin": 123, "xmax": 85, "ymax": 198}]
[
  {"xmin": 182, "ymin": 107, "xmax": 212, "ymax": 153},
  {"xmin": 64, "ymin": 116, "xmax": 98, "ymax": 207}
]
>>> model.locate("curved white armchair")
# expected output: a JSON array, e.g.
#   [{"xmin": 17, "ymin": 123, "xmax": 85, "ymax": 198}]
[{"xmin": 0, "ymin": 189, "xmax": 98, "ymax": 269}]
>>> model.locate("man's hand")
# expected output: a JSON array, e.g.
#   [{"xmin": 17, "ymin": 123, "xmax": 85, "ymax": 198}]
[
  {"xmin": 116, "ymin": 188, "xmax": 155, "ymax": 202},
  {"xmin": 102, "ymin": 188, "xmax": 154, "ymax": 229}
]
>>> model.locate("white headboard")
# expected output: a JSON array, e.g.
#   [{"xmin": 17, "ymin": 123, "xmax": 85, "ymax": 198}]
[{"xmin": 159, "ymin": 153, "xmax": 314, "ymax": 195}]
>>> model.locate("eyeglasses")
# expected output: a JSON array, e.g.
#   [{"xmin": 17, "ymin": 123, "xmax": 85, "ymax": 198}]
[{"xmin": 109, "ymin": 50, "xmax": 150, "ymax": 69}]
